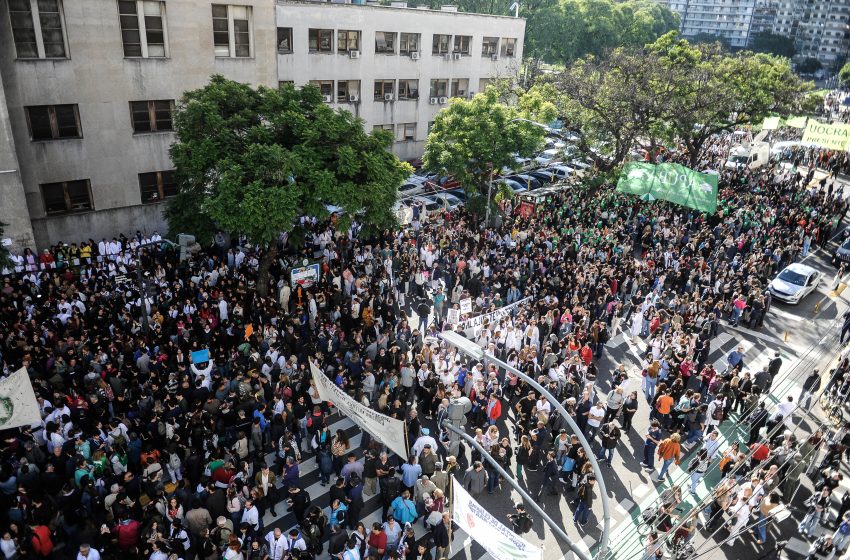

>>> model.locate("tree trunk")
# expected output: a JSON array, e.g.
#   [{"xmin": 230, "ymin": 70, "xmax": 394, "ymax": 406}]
[{"xmin": 256, "ymin": 244, "xmax": 278, "ymax": 298}]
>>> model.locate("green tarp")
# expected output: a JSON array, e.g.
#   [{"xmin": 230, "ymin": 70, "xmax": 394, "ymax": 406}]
[{"xmin": 617, "ymin": 162, "xmax": 718, "ymax": 214}]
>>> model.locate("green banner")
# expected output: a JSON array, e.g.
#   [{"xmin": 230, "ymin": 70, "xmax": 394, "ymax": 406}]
[
  {"xmin": 802, "ymin": 121, "xmax": 850, "ymax": 150},
  {"xmin": 617, "ymin": 162, "xmax": 718, "ymax": 214}
]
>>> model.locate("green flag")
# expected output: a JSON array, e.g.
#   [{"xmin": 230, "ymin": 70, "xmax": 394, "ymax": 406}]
[{"xmin": 617, "ymin": 162, "xmax": 718, "ymax": 214}]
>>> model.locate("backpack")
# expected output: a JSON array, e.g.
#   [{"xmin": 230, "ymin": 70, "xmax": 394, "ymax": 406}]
[{"xmin": 712, "ymin": 403, "xmax": 725, "ymax": 422}]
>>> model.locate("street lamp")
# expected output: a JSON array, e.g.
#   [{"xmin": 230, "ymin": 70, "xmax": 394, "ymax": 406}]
[
  {"xmin": 439, "ymin": 330, "xmax": 612, "ymax": 558},
  {"xmin": 485, "ymin": 117, "xmax": 549, "ymax": 227}
]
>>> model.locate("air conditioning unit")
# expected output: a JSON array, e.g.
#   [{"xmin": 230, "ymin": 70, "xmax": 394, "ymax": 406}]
[
  {"xmin": 439, "ymin": 96, "xmax": 448, "ymax": 104},
  {"xmin": 349, "ymin": 94, "xmax": 359, "ymax": 102},
  {"xmin": 443, "ymin": 53, "xmax": 452, "ymax": 61},
  {"xmin": 322, "ymin": 95, "xmax": 333, "ymax": 103},
  {"xmin": 384, "ymin": 93, "xmax": 394, "ymax": 101},
  {"xmin": 453, "ymin": 52, "xmax": 462, "ymax": 60},
  {"xmin": 410, "ymin": 51, "xmax": 420, "ymax": 60},
  {"xmin": 491, "ymin": 53, "xmax": 499, "ymax": 61},
  {"xmin": 429, "ymin": 97, "xmax": 439, "ymax": 105},
  {"xmin": 349, "ymin": 50, "xmax": 361, "ymax": 59}
]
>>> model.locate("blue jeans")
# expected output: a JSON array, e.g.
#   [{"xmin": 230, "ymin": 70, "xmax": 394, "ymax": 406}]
[
  {"xmin": 597, "ymin": 447, "xmax": 615, "ymax": 466},
  {"xmin": 799, "ymin": 510, "xmax": 820, "ymax": 537},
  {"xmin": 658, "ymin": 458, "xmax": 674, "ymax": 479},
  {"xmin": 689, "ymin": 471, "xmax": 703, "ymax": 494},
  {"xmin": 755, "ymin": 512, "xmax": 768, "ymax": 542},
  {"xmin": 643, "ymin": 443, "xmax": 657, "ymax": 469},
  {"xmin": 487, "ymin": 470, "xmax": 499, "ymax": 492},
  {"xmin": 644, "ymin": 377, "xmax": 657, "ymax": 401},
  {"xmin": 574, "ymin": 500, "xmax": 590, "ymax": 525},
  {"xmin": 686, "ymin": 428, "xmax": 703, "ymax": 445}
]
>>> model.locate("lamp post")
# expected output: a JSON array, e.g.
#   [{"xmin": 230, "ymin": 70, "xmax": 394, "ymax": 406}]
[{"xmin": 439, "ymin": 330, "xmax": 612, "ymax": 558}]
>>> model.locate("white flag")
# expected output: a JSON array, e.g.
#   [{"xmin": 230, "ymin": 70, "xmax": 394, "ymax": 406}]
[
  {"xmin": 451, "ymin": 477, "xmax": 543, "ymax": 560},
  {"xmin": 0, "ymin": 368, "xmax": 42, "ymax": 430}
]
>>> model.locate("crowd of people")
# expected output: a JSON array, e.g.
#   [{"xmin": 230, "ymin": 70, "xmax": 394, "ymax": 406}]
[{"xmin": 0, "ymin": 125, "xmax": 849, "ymax": 560}]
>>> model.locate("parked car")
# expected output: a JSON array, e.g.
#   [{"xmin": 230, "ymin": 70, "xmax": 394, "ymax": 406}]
[
  {"xmin": 527, "ymin": 170, "xmax": 558, "ymax": 184},
  {"xmin": 832, "ymin": 229, "xmax": 850, "ymax": 266},
  {"xmin": 534, "ymin": 148, "xmax": 562, "ymax": 167},
  {"xmin": 446, "ymin": 188, "xmax": 469, "ymax": 202},
  {"xmin": 423, "ymin": 175, "xmax": 461, "ymax": 193},
  {"xmin": 544, "ymin": 164, "xmax": 575, "ymax": 180},
  {"xmin": 398, "ymin": 182, "xmax": 427, "ymax": 198},
  {"xmin": 429, "ymin": 191, "xmax": 464, "ymax": 211},
  {"xmin": 544, "ymin": 137, "xmax": 567, "ymax": 149},
  {"xmin": 508, "ymin": 174, "xmax": 543, "ymax": 191},
  {"xmin": 498, "ymin": 178, "xmax": 528, "ymax": 195},
  {"xmin": 767, "ymin": 263, "xmax": 822, "ymax": 304},
  {"xmin": 409, "ymin": 195, "xmax": 444, "ymax": 218}
]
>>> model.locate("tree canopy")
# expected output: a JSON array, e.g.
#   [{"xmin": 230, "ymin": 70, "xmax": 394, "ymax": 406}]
[
  {"xmin": 524, "ymin": 0, "xmax": 679, "ymax": 64},
  {"xmin": 749, "ymin": 31, "xmax": 796, "ymax": 59},
  {"xmin": 840, "ymin": 62, "xmax": 850, "ymax": 87},
  {"xmin": 422, "ymin": 86, "xmax": 557, "ymax": 218},
  {"xmin": 166, "ymin": 75, "xmax": 411, "ymax": 293},
  {"xmin": 552, "ymin": 32, "xmax": 808, "ymax": 168}
]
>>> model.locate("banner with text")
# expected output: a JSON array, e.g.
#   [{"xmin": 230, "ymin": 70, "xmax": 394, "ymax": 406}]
[
  {"xmin": 802, "ymin": 121, "xmax": 850, "ymax": 150},
  {"xmin": 617, "ymin": 162, "xmax": 718, "ymax": 214},
  {"xmin": 0, "ymin": 368, "xmax": 42, "ymax": 430},
  {"xmin": 309, "ymin": 361, "xmax": 408, "ymax": 458},
  {"xmin": 454, "ymin": 296, "xmax": 533, "ymax": 337},
  {"xmin": 452, "ymin": 477, "xmax": 543, "ymax": 560}
]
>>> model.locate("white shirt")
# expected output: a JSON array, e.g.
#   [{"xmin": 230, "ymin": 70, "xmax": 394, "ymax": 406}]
[
  {"xmin": 587, "ymin": 405, "xmax": 606, "ymax": 428},
  {"xmin": 77, "ymin": 550, "xmax": 102, "ymax": 560},
  {"xmin": 241, "ymin": 506, "xmax": 259, "ymax": 530},
  {"xmin": 265, "ymin": 532, "xmax": 287, "ymax": 560}
]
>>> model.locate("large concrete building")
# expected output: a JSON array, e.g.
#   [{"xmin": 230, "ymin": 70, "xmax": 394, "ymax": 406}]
[
  {"xmin": 0, "ymin": 0, "xmax": 524, "ymax": 250},
  {"xmin": 666, "ymin": 0, "xmax": 756, "ymax": 48}
]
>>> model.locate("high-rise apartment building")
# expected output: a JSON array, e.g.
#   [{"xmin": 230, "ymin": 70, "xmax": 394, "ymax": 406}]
[
  {"xmin": 666, "ymin": 0, "xmax": 756, "ymax": 48},
  {"xmin": 0, "ymin": 0, "xmax": 524, "ymax": 249}
]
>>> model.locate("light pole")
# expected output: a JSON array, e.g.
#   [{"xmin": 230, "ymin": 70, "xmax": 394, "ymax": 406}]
[{"xmin": 439, "ymin": 330, "xmax": 612, "ymax": 558}]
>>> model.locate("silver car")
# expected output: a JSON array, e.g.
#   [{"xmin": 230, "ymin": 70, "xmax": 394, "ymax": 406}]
[{"xmin": 768, "ymin": 263, "xmax": 821, "ymax": 304}]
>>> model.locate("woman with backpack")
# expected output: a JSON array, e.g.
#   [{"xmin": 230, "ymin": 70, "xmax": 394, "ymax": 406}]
[{"xmin": 312, "ymin": 425, "xmax": 333, "ymax": 486}]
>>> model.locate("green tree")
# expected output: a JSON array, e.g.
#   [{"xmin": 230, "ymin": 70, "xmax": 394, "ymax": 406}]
[
  {"xmin": 422, "ymin": 87, "xmax": 556, "ymax": 221},
  {"xmin": 166, "ymin": 76, "xmax": 411, "ymax": 295},
  {"xmin": 687, "ymin": 32, "xmax": 730, "ymax": 49},
  {"xmin": 840, "ymin": 62, "xmax": 850, "ymax": 87},
  {"xmin": 797, "ymin": 57, "xmax": 822, "ymax": 74},
  {"xmin": 648, "ymin": 33, "xmax": 807, "ymax": 166},
  {"xmin": 525, "ymin": 0, "xmax": 679, "ymax": 64},
  {"xmin": 749, "ymin": 31, "xmax": 796, "ymax": 59}
]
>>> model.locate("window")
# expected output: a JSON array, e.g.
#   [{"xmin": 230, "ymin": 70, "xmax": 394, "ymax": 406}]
[
  {"xmin": 118, "ymin": 1, "xmax": 166, "ymax": 57},
  {"xmin": 310, "ymin": 80, "xmax": 334, "ymax": 100},
  {"xmin": 432, "ymin": 34, "xmax": 450, "ymax": 55},
  {"xmin": 337, "ymin": 80, "xmax": 359, "ymax": 102},
  {"xmin": 309, "ymin": 29, "xmax": 333, "ymax": 52},
  {"xmin": 9, "ymin": 0, "xmax": 67, "ymax": 59},
  {"xmin": 430, "ymin": 79, "xmax": 448, "ymax": 98},
  {"xmin": 212, "ymin": 4, "xmax": 251, "ymax": 58},
  {"xmin": 41, "ymin": 180, "xmax": 93, "ymax": 215},
  {"xmin": 374, "ymin": 80, "xmax": 394, "ymax": 100},
  {"xmin": 482, "ymin": 36, "xmax": 499, "ymax": 56},
  {"xmin": 375, "ymin": 31, "xmax": 396, "ymax": 54},
  {"xmin": 398, "ymin": 79, "xmax": 419, "ymax": 100},
  {"xmin": 501, "ymin": 37, "xmax": 517, "ymax": 57},
  {"xmin": 399, "ymin": 33, "xmax": 420, "ymax": 55},
  {"xmin": 277, "ymin": 27, "xmax": 293, "ymax": 53},
  {"xmin": 139, "ymin": 170, "xmax": 177, "ymax": 203},
  {"xmin": 450, "ymin": 78, "xmax": 468, "ymax": 98},
  {"xmin": 373, "ymin": 124, "xmax": 393, "ymax": 132},
  {"xmin": 337, "ymin": 30, "xmax": 360, "ymax": 53},
  {"xmin": 397, "ymin": 122, "xmax": 416, "ymax": 142},
  {"xmin": 130, "ymin": 99, "xmax": 174, "ymax": 133},
  {"xmin": 453, "ymin": 35, "xmax": 471, "ymax": 55},
  {"xmin": 25, "ymin": 104, "xmax": 80, "ymax": 140}
]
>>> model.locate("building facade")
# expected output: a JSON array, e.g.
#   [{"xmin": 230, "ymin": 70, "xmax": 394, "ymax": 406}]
[
  {"xmin": 793, "ymin": 0, "xmax": 850, "ymax": 69},
  {"xmin": 666, "ymin": 0, "xmax": 756, "ymax": 48},
  {"xmin": 0, "ymin": 0, "xmax": 524, "ymax": 250}
]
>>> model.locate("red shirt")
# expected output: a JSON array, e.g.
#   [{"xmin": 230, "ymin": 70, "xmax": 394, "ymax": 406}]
[
  {"xmin": 750, "ymin": 443, "xmax": 770, "ymax": 461},
  {"xmin": 368, "ymin": 531, "xmax": 387, "ymax": 552}
]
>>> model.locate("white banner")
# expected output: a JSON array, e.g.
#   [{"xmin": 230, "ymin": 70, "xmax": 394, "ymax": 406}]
[
  {"xmin": 452, "ymin": 477, "xmax": 542, "ymax": 560},
  {"xmin": 309, "ymin": 361, "xmax": 409, "ymax": 458},
  {"xmin": 291, "ymin": 263, "xmax": 320, "ymax": 289},
  {"xmin": 0, "ymin": 368, "xmax": 42, "ymax": 430},
  {"xmin": 454, "ymin": 296, "xmax": 533, "ymax": 336},
  {"xmin": 459, "ymin": 298, "xmax": 473, "ymax": 315},
  {"xmin": 447, "ymin": 308, "xmax": 460, "ymax": 325}
]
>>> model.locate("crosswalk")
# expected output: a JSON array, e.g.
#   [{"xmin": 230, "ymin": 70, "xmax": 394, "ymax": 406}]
[{"xmin": 255, "ymin": 415, "xmax": 494, "ymax": 560}]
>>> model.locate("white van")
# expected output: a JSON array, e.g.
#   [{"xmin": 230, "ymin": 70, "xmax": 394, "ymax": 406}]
[{"xmin": 724, "ymin": 142, "xmax": 769, "ymax": 171}]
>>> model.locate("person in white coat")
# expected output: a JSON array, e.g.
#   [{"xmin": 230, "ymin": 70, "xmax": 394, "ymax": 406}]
[{"xmin": 630, "ymin": 310, "xmax": 644, "ymax": 342}]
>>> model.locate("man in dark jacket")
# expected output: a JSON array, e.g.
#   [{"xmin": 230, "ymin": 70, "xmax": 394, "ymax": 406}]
[
  {"xmin": 380, "ymin": 467, "xmax": 402, "ymax": 521},
  {"xmin": 572, "ymin": 476, "xmax": 596, "ymax": 526},
  {"xmin": 537, "ymin": 451, "xmax": 559, "ymax": 498},
  {"xmin": 747, "ymin": 402, "xmax": 769, "ymax": 446},
  {"xmin": 801, "ymin": 369, "xmax": 822, "ymax": 410}
]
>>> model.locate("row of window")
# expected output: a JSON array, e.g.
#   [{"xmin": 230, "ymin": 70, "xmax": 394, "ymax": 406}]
[
  {"xmin": 8, "ymin": 1, "xmax": 518, "ymax": 62},
  {"xmin": 41, "ymin": 171, "xmax": 175, "ymax": 216},
  {"xmin": 301, "ymin": 78, "xmax": 476, "ymax": 103},
  {"xmin": 279, "ymin": 28, "xmax": 517, "ymax": 58},
  {"xmin": 10, "ymin": 1, "xmax": 251, "ymax": 59},
  {"xmin": 23, "ymin": 100, "xmax": 173, "ymax": 141}
]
